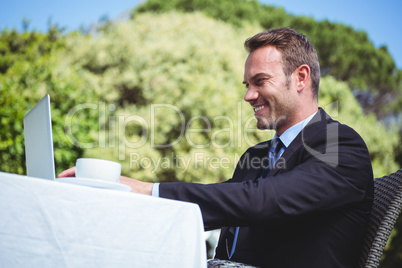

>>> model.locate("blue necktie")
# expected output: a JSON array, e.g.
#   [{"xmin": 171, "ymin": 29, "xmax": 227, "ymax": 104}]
[
  {"xmin": 261, "ymin": 138, "xmax": 284, "ymax": 178},
  {"xmin": 228, "ymin": 138, "xmax": 284, "ymax": 259}
]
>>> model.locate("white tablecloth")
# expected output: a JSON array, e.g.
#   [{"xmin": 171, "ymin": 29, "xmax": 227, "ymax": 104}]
[{"xmin": 0, "ymin": 172, "xmax": 206, "ymax": 268}]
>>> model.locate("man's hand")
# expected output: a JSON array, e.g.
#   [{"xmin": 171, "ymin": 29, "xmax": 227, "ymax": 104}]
[
  {"xmin": 58, "ymin": 167, "xmax": 153, "ymax": 195},
  {"xmin": 119, "ymin": 176, "xmax": 153, "ymax": 195},
  {"xmin": 58, "ymin": 167, "xmax": 76, "ymax": 178}
]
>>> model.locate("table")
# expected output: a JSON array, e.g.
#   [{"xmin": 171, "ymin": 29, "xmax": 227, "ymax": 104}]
[{"xmin": 0, "ymin": 172, "xmax": 207, "ymax": 268}]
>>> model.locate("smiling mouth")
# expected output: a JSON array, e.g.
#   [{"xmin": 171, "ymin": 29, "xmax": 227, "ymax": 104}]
[{"xmin": 254, "ymin": 105, "xmax": 265, "ymax": 112}]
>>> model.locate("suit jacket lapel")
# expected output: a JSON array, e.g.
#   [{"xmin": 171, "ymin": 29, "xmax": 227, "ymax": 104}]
[
  {"xmin": 268, "ymin": 108, "xmax": 331, "ymax": 176},
  {"xmin": 230, "ymin": 140, "xmax": 269, "ymax": 182}
]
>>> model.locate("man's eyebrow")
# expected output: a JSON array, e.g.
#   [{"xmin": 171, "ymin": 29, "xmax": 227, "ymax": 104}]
[{"xmin": 243, "ymin": 73, "xmax": 270, "ymax": 85}]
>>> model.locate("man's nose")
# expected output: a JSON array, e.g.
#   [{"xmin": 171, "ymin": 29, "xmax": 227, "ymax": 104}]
[{"xmin": 244, "ymin": 87, "xmax": 258, "ymax": 102}]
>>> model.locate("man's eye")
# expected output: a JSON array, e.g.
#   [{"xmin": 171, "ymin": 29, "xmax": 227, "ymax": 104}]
[{"xmin": 256, "ymin": 79, "xmax": 265, "ymax": 85}]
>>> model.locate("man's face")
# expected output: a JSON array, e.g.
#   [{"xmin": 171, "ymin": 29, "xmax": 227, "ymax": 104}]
[{"xmin": 243, "ymin": 46, "xmax": 298, "ymax": 133}]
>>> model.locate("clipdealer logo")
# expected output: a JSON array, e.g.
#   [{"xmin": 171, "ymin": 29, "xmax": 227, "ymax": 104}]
[{"xmin": 64, "ymin": 101, "xmax": 341, "ymax": 170}]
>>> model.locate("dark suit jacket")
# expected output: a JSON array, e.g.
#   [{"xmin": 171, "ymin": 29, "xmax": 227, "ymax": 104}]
[{"xmin": 160, "ymin": 108, "xmax": 374, "ymax": 267}]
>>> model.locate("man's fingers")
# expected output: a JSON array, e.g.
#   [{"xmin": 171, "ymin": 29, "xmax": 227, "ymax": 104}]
[{"xmin": 57, "ymin": 166, "xmax": 76, "ymax": 178}]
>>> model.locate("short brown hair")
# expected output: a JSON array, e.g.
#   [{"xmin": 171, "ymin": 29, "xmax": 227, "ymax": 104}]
[{"xmin": 244, "ymin": 27, "xmax": 320, "ymax": 99}]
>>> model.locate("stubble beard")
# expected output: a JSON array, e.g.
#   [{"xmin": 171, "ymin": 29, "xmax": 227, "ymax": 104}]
[
  {"xmin": 255, "ymin": 97, "xmax": 295, "ymax": 132},
  {"xmin": 256, "ymin": 79, "xmax": 294, "ymax": 131},
  {"xmin": 256, "ymin": 111, "xmax": 287, "ymax": 131}
]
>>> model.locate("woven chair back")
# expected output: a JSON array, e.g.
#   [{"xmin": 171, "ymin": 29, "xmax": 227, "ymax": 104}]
[{"xmin": 358, "ymin": 169, "xmax": 402, "ymax": 268}]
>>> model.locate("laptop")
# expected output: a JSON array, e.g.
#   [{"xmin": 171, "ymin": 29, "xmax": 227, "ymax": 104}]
[
  {"xmin": 24, "ymin": 94, "xmax": 56, "ymax": 180},
  {"xmin": 23, "ymin": 94, "xmax": 130, "ymax": 191}
]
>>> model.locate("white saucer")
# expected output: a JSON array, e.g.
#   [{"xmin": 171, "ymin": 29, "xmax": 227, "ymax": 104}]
[{"xmin": 57, "ymin": 177, "xmax": 132, "ymax": 192}]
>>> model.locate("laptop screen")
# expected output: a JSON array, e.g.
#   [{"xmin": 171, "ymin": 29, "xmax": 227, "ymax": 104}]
[{"xmin": 24, "ymin": 94, "xmax": 56, "ymax": 180}]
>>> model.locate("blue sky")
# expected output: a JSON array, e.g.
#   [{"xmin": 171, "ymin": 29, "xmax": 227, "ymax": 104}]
[{"xmin": 1, "ymin": 0, "xmax": 402, "ymax": 68}]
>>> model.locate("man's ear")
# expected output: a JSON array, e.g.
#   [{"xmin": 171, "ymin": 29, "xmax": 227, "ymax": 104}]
[{"xmin": 295, "ymin": 64, "xmax": 310, "ymax": 92}]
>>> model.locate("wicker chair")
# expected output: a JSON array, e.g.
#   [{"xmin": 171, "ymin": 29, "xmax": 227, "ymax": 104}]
[
  {"xmin": 207, "ymin": 259, "xmax": 258, "ymax": 268},
  {"xmin": 358, "ymin": 169, "xmax": 402, "ymax": 268}
]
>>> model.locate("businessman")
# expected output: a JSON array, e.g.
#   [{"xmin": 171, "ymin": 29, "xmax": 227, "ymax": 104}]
[{"xmin": 60, "ymin": 28, "xmax": 374, "ymax": 267}]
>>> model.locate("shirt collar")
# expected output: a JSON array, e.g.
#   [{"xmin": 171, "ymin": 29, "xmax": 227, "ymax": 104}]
[{"xmin": 274, "ymin": 111, "xmax": 318, "ymax": 148}]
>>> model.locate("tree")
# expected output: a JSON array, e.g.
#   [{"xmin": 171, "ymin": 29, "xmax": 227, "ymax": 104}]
[
  {"xmin": 134, "ymin": 0, "xmax": 402, "ymax": 117},
  {"xmin": 0, "ymin": 28, "xmax": 89, "ymax": 175},
  {"xmin": 0, "ymin": 28, "xmax": 67, "ymax": 174}
]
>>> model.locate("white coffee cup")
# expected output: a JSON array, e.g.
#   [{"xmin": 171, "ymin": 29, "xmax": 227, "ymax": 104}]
[{"xmin": 75, "ymin": 158, "xmax": 121, "ymax": 183}]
